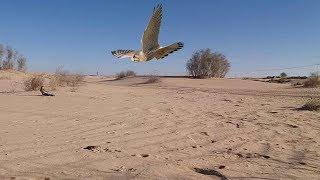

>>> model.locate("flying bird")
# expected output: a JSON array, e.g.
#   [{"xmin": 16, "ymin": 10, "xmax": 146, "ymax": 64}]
[{"xmin": 111, "ymin": 4, "xmax": 183, "ymax": 62}]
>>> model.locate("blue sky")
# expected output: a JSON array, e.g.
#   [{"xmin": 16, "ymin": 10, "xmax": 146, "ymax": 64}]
[{"xmin": 0, "ymin": 0, "xmax": 319, "ymax": 77}]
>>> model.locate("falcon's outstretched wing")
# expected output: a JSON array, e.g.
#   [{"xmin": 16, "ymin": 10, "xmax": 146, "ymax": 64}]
[
  {"xmin": 154, "ymin": 42, "xmax": 184, "ymax": 59},
  {"xmin": 142, "ymin": 4, "xmax": 162, "ymax": 53},
  {"xmin": 111, "ymin": 50, "xmax": 135, "ymax": 59}
]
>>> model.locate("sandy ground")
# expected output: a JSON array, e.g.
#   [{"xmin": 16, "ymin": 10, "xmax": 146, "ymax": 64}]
[{"xmin": 0, "ymin": 71, "xmax": 319, "ymax": 180}]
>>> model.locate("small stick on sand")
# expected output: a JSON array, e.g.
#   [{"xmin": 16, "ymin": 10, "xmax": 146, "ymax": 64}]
[{"xmin": 187, "ymin": 135, "xmax": 198, "ymax": 147}]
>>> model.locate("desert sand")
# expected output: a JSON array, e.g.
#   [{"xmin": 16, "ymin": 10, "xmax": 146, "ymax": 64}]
[{"xmin": 0, "ymin": 71, "xmax": 319, "ymax": 180}]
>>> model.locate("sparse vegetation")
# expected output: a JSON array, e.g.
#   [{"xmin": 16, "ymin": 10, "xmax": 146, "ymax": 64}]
[
  {"xmin": 0, "ymin": 43, "xmax": 27, "ymax": 71},
  {"xmin": 268, "ymin": 77, "xmax": 290, "ymax": 84},
  {"xmin": 303, "ymin": 72, "xmax": 320, "ymax": 88},
  {"xmin": 186, "ymin": 49, "xmax": 230, "ymax": 78},
  {"xmin": 2, "ymin": 47, "xmax": 15, "ymax": 70},
  {"xmin": 143, "ymin": 74, "xmax": 160, "ymax": 84},
  {"xmin": 299, "ymin": 98, "xmax": 320, "ymax": 111},
  {"xmin": 115, "ymin": 70, "xmax": 136, "ymax": 80},
  {"xmin": 24, "ymin": 74, "xmax": 45, "ymax": 91},
  {"xmin": 50, "ymin": 66, "xmax": 84, "ymax": 89},
  {"xmin": 17, "ymin": 56, "xmax": 27, "ymax": 72},
  {"xmin": 291, "ymin": 80, "xmax": 304, "ymax": 87}
]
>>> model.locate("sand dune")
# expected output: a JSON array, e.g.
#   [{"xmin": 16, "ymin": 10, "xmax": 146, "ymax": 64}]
[{"xmin": 0, "ymin": 71, "xmax": 319, "ymax": 179}]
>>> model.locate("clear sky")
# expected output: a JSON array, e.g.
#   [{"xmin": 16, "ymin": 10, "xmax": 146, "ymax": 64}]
[{"xmin": 0, "ymin": 0, "xmax": 319, "ymax": 77}]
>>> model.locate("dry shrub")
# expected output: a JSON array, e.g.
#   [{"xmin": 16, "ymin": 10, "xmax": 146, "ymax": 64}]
[
  {"xmin": 49, "ymin": 76, "xmax": 58, "ymax": 90},
  {"xmin": 24, "ymin": 74, "xmax": 44, "ymax": 91},
  {"xmin": 303, "ymin": 73, "xmax": 320, "ymax": 88},
  {"xmin": 291, "ymin": 80, "xmax": 304, "ymax": 87},
  {"xmin": 186, "ymin": 49, "xmax": 230, "ymax": 78},
  {"xmin": 268, "ymin": 77, "xmax": 290, "ymax": 84},
  {"xmin": 67, "ymin": 73, "xmax": 85, "ymax": 87},
  {"xmin": 51, "ymin": 66, "xmax": 84, "ymax": 88},
  {"xmin": 115, "ymin": 70, "xmax": 136, "ymax": 80},
  {"xmin": 143, "ymin": 74, "xmax": 160, "ymax": 84},
  {"xmin": 299, "ymin": 98, "xmax": 320, "ymax": 111}
]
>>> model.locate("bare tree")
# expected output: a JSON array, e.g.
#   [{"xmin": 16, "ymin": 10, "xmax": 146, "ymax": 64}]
[
  {"xmin": 0, "ymin": 44, "xmax": 4, "ymax": 70},
  {"xmin": 186, "ymin": 49, "xmax": 230, "ymax": 78},
  {"xmin": 2, "ymin": 46, "xmax": 15, "ymax": 70},
  {"xmin": 17, "ymin": 55, "xmax": 27, "ymax": 72}
]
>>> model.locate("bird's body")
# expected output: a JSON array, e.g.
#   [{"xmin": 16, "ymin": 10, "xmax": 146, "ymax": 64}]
[
  {"xmin": 40, "ymin": 86, "xmax": 55, "ymax": 96},
  {"xmin": 111, "ymin": 4, "xmax": 183, "ymax": 62}
]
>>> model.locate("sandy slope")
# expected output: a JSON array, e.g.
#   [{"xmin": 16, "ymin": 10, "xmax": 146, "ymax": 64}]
[{"xmin": 0, "ymin": 71, "xmax": 319, "ymax": 180}]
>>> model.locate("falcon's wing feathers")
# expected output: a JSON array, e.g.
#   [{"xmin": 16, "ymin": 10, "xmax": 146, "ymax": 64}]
[
  {"xmin": 141, "ymin": 4, "xmax": 162, "ymax": 53},
  {"xmin": 111, "ymin": 50, "xmax": 135, "ymax": 59},
  {"xmin": 154, "ymin": 42, "xmax": 184, "ymax": 59}
]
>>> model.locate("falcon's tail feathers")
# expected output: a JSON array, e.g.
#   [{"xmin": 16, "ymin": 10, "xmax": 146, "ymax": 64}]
[{"xmin": 155, "ymin": 42, "xmax": 184, "ymax": 59}]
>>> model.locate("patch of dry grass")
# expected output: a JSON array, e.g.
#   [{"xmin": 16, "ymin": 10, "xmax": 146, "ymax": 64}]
[{"xmin": 24, "ymin": 74, "xmax": 45, "ymax": 91}]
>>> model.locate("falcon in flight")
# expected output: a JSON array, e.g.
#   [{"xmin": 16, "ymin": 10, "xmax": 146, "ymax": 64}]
[{"xmin": 111, "ymin": 4, "xmax": 184, "ymax": 62}]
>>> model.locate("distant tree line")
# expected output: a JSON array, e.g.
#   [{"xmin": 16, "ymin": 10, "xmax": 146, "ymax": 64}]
[{"xmin": 0, "ymin": 43, "xmax": 27, "ymax": 72}]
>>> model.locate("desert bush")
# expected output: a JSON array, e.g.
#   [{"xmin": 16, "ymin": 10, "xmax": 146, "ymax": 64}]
[
  {"xmin": 299, "ymin": 98, "xmax": 320, "ymax": 111},
  {"xmin": 24, "ymin": 74, "xmax": 45, "ymax": 91},
  {"xmin": 143, "ymin": 74, "xmax": 160, "ymax": 84},
  {"xmin": 269, "ymin": 77, "xmax": 290, "ymax": 84},
  {"xmin": 51, "ymin": 66, "xmax": 84, "ymax": 88},
  {"xmin": 186, "ymin": 49, "xmax": 230, "ymax": 78},
  {"xmin": 17, "ymin": 56, "xmax": 27, "ymax": 72},
  {"xmin": 115, "ymin": 70, "xmax": 136, "ymax": 80},
  {"xmin": 66, "ymin": 73, "xmax": 85, "ymax": 87},
  {"xmin": 49, "ymin": 76, "xmax": 58, "ymax": 90},
  {"xmin": 303, "ymin": 72, "xmax": 320, "ymax": 88}
]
